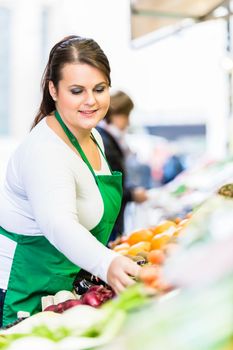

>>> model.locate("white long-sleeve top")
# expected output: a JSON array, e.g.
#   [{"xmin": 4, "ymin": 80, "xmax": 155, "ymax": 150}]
[{"xmin": 0, "ymin": 118, "xmax": 119, "ymax": 289}]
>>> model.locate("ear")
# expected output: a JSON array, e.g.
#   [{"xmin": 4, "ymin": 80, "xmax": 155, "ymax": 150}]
[{"xmin": 49, "ymin": 81, "xmax": 57, "ymax": 101}]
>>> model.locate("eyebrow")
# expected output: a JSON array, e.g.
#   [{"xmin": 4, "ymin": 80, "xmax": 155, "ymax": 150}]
[{"xmin": 68, "ymin": 82, "xmax": 108, "ymax": 88}]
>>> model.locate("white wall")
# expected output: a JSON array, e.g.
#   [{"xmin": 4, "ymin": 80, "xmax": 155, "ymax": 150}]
[
  {"xmin": 10, "ymin": 0, "xmax": 42, "ymax": 138},
  {"xmin": 0, "ymin": 0, "xmax": 230, "ymax": 158}
]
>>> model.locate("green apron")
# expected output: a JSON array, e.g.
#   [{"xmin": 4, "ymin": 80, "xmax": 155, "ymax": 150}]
[{"xmin": 0, "ymin": 111, "xmax": 122, "ymax": 327}]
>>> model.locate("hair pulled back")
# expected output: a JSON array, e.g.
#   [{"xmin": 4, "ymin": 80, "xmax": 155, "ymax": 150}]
[
  {"xmin": 31, "ymin": 35, "xmax": 111, "ymax": 128},
  {"xmin": 105, "ymin": 90, "xmax": 134, "ymax": 124}
]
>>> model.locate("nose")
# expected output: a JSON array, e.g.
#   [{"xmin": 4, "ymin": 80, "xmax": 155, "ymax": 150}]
[{"xmin": 84, "ymin": 91, "xmax": 96, "ymax": 105}]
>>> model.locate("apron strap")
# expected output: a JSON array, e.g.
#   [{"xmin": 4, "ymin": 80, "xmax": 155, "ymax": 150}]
[
  {"xmin": 55, "ymin": 110, "xmax": 98, "ymax": 180},
  {"xmin": 90, "ymin": 133, "xmax": 114, "ymax": 173}
]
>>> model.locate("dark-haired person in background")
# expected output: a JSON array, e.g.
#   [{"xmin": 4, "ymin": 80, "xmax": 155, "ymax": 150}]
[
  {"xmin": 0, "ymin": 36, "xmax": 141, "ymax": 327},
  {"xmin": 97, "ymin": 91, "xmax": 148, "ymax": 241}
]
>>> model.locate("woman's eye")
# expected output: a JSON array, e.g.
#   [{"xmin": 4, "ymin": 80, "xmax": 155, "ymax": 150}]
[
  {"xmin": 71, "ymin": 89, "xmax": 83, "ymax": 95},
  {"xmin": 95, "ymin": 86, "xmax": 105, "ymax": 93}
]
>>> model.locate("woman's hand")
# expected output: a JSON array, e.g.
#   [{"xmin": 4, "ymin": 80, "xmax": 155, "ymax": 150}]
[{"xmin": 107, "ymin": 255, "xmax": 141, "ymax": 294}]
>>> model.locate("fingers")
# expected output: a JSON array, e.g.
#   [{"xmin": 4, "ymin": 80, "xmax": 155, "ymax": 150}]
[
  {"xmin": 112, "ymin": 274, "xmax": 135, "ymax": 294},
  {"xmin": 113, "ymin": 281, "xmax": 125, "ymax": 294},
  {"xmin": 125, "ymin": 262, "xmax": 141, "ymax": 279},
  {"xmin": 120, "ymin": 271, "xmax": 136, "ymax": 287},
  {"xmin": 107, "ymin": 255, "xmax": 141, "ymax": 294}
]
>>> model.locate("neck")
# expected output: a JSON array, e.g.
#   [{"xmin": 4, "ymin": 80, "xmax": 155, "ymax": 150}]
[
  {"xmin": 54, "ymin": 110, "xmax": 92, "ymax": 145},
  {"xmin": 70, "ymin": 125, "xmax": 92, "ymax": 145}
]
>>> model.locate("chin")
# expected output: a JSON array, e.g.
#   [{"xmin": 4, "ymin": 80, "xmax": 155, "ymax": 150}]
[
  {"xmin": 84, "ymin": 118, "xmax": 102, "ymax": 129},
  {"xmin": 81, "ymin": 122, "xmax": 97, "ymax": 130}
]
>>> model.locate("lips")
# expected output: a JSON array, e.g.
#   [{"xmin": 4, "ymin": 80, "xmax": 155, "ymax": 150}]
[{"xmin": 79, "ymin": 109, "xmax": 98, "ymax": 114}]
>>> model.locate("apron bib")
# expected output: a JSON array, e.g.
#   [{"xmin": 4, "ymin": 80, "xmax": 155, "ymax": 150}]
[{"xmin": 1, "ymin": 111, "xmax": 122, "ymax": 327}]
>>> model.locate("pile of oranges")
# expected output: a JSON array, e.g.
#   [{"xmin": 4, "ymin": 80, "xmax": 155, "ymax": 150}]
[
  {"xmin": 113, "ymin": 217, "xmax": 190, "ymax": 259},
  {"xmin": 112, "ymin": 214, "xmax": 192, "ymax": 292}
]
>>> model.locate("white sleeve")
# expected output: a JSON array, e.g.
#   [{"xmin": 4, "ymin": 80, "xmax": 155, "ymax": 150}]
[{"xmin": 21, "ymin": 144, "xmax": 118, "ymax": 283}]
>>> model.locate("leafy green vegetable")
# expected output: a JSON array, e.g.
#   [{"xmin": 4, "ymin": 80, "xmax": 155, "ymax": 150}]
[
  {"xmin": 0, "ymin": 334, "xmax": 26, "ymax": 349},
  {"xmin": 102, "ymin": 283, "xmax": 149, "ymax": 313},
  {"xmin": 31, "ymin": 325, "xmax": 71, "ymax": 342}
]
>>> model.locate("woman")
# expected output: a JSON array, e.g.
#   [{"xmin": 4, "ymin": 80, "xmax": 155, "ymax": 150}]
[
  {"xmin": 0, "ymin": 35, "xmax": 140, "ymax": 327},
  {"xmin": 97, "ymin": 91, "xmax": 148, "ymax": 240}
]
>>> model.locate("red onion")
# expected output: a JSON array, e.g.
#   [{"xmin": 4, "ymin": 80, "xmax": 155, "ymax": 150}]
[
  {"xmin": 44, "ymin": 299, "xmax": 83, "ymax": 313},
  {"xmin": 81, "ymin": 285, "xmax": 115, "ymax": 307}
]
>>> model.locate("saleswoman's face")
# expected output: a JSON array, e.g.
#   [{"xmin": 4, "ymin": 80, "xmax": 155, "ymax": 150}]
[{"xmin": 49, "ymin": 63, "xmax": 110, "ymax": 133}]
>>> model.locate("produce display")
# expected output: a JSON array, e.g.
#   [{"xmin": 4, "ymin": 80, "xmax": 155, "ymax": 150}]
[
  {"xmin": 1, "ymin": 180, "xmax": 233, "ymax": 349},
  {"xmin": 43, "ymin": 285, "xmax": 115, "ymax": 312},
  {"xmin": 164, "ymin": 192, "xmax": 233, "ymax": 289},
  {"xmin": 0, "ymin": 284, "xmax": 149, "ymax": 350},
  {"xmin": 218, "ymin": 183, "xmax": 233, "ymax": 198},
  {"xmin": 146, "ymin": 157, "xmax": 233, "ymax": 222},
  {"xmin": 102, "ymin": 274, "xmax": 233, "ymax": 350},
  {"xmin": 0, "ymin": 213, "xmax": 191, "ymax": 349},
  {"xmin": 103, "ymin": 189, "xmax": 233, "ymax": 350}
]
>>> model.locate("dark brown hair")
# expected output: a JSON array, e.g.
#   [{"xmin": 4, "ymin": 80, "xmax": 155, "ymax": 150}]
[
  {"xmin": 104, "ymin": 90, "xmax": 134, "ymax": 124},
  {"xmin": 31, "ymin": 35, "xmax": 111, "ymax": 128}
]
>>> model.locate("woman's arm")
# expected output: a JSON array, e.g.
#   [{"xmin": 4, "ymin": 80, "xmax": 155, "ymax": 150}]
[
  {"xmin": 21, "ymin": 143, "xmax": 140, "ymax": 292},
  {"xmin": 21, "ymin": 144, "xmax": 118, "ymax": 283}
]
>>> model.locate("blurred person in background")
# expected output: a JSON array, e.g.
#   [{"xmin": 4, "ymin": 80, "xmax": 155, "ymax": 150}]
[
  {"xmin": 161, "ymin": 154, "xmax": 185, "ymax": 185},
  {"xmin": 97, "ymin": 91, "xmax": 149, "ymax": 242},
  {"xmin": 0, "ymin": 35, "xmax": 141, "ymax": 327}
]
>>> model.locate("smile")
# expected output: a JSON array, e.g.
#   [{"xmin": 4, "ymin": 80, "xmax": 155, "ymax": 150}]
[{"xmin": 79, "ymin": 109, "xmax": 98, "ymax": 114}]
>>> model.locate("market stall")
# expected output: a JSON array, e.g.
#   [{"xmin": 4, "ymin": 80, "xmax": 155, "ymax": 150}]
[{"xmin": 1, "ymin": 180, "xmax": 233, "ymax": 349}]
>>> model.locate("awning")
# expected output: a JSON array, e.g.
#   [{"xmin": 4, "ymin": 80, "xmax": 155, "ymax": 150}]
[{"xmin": 131, "ymin": 0, "xmax": 230, "ymax": 47}]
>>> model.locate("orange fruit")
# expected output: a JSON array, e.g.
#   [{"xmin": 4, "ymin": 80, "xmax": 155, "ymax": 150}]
[
  {"xmin": 185, "ymin": 212, "xmax": 193, "ymax": 219},
  {"xmin": 108, "ymin": 236, "xmax": 121, "ymax": 249},
  {"xmin": 173, "ymin": 226, "xmax": 185, "ymax": 237},
  {"xmin": 174, "ymin": 217, "xmax": 182, "ymax": 225},
  {"xmin": 127, "ymin": 241, "xmax": 151, "ymax": 256},
  {"xmin": 139, "ymin": 265, "xmax": 160, "ymax": 284},
  {"xmin": 113, "ymin": 242, "xmax": 130, "ymax": 252},
  {"xmin": 117, "ymin": 249, "xmax": 129, "ymax": 256},
  {"xmin": 147, "ymin": 249, "xmax": 165, "ymax": 265},
  {"xmin": 150, "ymin": 277, "xmax": 171, "ymax": 292},
  {"xmin": 178, "ymin": 218, "xmax": 189, "ymax": 229},
  {"xmin": 151, "ymin": 220, "xmax": 176, "ymax": 236},
  {"xmin": 120, "ymin": 236, "xmax": 129, "ymax": 243},
  {"xmin": 151, "ymin": 234, "xmax": 170, "ymax": 250},
  {"xmin": 127, "ymin": 229, "xmax": 153, "ymax": 245}
]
